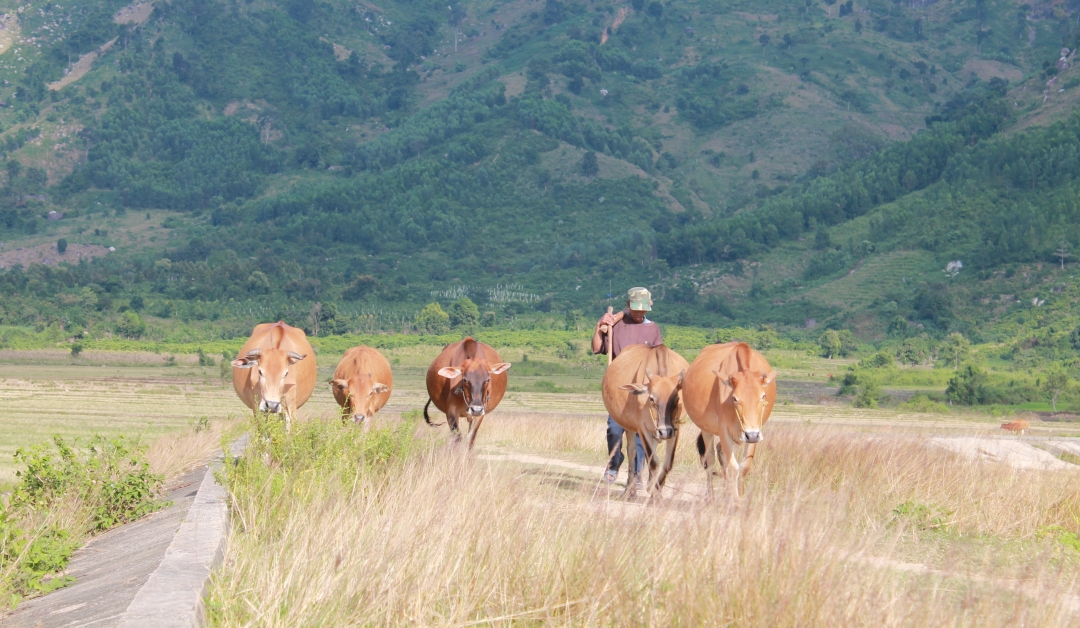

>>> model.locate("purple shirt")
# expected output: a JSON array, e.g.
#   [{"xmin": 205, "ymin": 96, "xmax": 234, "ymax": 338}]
[{"xmin": 596, "ymin": 310, "xmax": 663, "ymax": 359}]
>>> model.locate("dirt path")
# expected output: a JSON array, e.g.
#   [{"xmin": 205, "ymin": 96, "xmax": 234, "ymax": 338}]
[
  {"xmin": 48, "ymin": 38, "xmax": 118, "ymax": 92},
  {"xmin": 478, "ymin": 444, "xmax": 1080, "ymax": 614}
]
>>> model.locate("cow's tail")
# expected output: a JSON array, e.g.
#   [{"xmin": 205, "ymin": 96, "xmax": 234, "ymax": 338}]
[
  {"xmin": 423, "ymin": 398, "xmax": 444, "ymax": 426},
  {"xmin": 696, "ymin": 432, "xmax": 707, "ymax": 458}
]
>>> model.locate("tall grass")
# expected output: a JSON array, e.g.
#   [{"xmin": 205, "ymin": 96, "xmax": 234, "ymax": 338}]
[{"xmin": 208, "ymin": 416, "xmax": 1080, "ymax": 626}]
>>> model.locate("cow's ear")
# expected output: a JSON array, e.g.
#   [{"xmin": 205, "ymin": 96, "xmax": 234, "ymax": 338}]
[
  {"xmin": 330, "ymin": 378, "xmax": 349, "ymax": 390},
  {"xmin": 763, "ymin": 370, "xmax": 778, "ymax": 386},
  {"xmin": 715, "ymin": 372, "xmax": 733, "ymax": 389},
  {"xmin": 286, "ymin": 352, "xmax": 306, "ymax": 364},
  {"xmin": 232, "ymin": 357, "xmax": 257, "ymax": 369},
  {"xmin": 620, "ymin": 383, "xmax": 649, "ymax": 395},
  {"xmin": 371, "ymin": 383, "xmax": 390, "ymax": 394},
  {"xmin": 489, "ymin": 362, "xmax": 511, "ymax": 375},
  {"xmin": 438, "ymin": 366, "xmax": 463, "ymax": 379}
]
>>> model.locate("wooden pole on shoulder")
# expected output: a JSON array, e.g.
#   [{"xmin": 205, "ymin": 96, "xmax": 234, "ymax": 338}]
[{"xmin": 601, "ymin": 306, "xmax": 614, "ymax": 366}]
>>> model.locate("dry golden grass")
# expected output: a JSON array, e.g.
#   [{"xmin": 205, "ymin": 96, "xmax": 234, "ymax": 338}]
[
  {"xmin": 207, "ymin": 417, "xmax": 1080, "ymax": 626},
  {"xmin": 147, "ymin": 417, "xmax": 238, "ymax": 482}
]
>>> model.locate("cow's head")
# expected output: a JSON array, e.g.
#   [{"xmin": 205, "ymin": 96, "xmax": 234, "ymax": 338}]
[
  {"xmin": 621, "ymin": 368, "xmax": 685, "ymax": 440},
  {"xmin": 439, "ymin": 360, "xmax": 511, "ymax": 417},
  {"xmin": 232, "ymin": 348, "xmax": 306, "ymax": 413},
  {"xmin": 330, "ymin": 373, "xmax": 390, "ymax": 425},
  {"xmin": 718, "ymin": 369, "xmax": 778, "ymax": 443}
]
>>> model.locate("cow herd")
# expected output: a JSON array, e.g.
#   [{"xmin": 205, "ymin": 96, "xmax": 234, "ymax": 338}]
[{"xmin": 230, "ymin": 321, "xmax": 777, "ymax": 502}]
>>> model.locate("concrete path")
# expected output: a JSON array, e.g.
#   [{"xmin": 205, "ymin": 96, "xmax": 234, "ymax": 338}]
[
  {"xmin": 1, "ymin": 466, "xmax": 208, "ymax": 628},
  {"xmin": 1, "ymin": 436, "xmax": 243, "ymax": 628}
]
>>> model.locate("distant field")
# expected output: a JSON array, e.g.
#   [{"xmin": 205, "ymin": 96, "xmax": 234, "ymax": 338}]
[{"xmin": 0, "ymin": 345, "xmax": 1044, "ymax": 490}]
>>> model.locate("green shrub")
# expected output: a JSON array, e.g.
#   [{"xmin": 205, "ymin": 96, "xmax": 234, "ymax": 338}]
[
  {"xmin": 447, "ymin": 297, "xmax": 480, "ymax": 329},
  {"xmin": 415, "ymin": 303, "xmax": 450, "ymax": 334},
  {"xmin": 897, "ymin": 394, "xmax": 949, "ymax": 413},
  {"xmin": 2, "ymin": 436, "xmax": 164, "ymax": 607}
]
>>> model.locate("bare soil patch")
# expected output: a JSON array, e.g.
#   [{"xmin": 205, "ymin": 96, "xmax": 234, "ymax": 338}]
[
  {"xmin": 0, "ymin": 241, "xmax": 110, "ymax": 269},
  {"xmin": 963, "ymin": 59, "xmax": 1023, "ymax": 82},
  {"xmin": 114, "ymin": 2, "xmax": 155, "ymax": 25}
]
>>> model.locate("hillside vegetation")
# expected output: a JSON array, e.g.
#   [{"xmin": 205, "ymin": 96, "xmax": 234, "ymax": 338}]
[{"xmin": 0, "ymin": 0, "xmax": 1077, "ymax": 372}]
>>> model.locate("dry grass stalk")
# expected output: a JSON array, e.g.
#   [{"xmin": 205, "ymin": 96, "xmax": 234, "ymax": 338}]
[
  {"xmin": 147, "ymin": 418, "xmax": 237, "ymax": 482},
  {"xmin": 207, "ymin": 418, "xmax": 1080, "ymax": 626}
]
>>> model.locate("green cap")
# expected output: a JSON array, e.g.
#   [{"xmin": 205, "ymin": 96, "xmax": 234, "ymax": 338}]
[{"xmin": 627, "ymin": 287, "xmax": 652, "ymax": 311}]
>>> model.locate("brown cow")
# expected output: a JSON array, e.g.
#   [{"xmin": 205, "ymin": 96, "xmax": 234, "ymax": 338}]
[
  {"xmin": 231, "ymin": 322, "xmax": 316, "ymax": 431},
  {"xmin": 1001, "ymin": 419, "xmax": 1029, "ymax": 436},
  {"xmin": 683, "ymin": 342, "xmax": 777, "ymax": 502},
  {"xmin": 424, "ymin": 337, "xmax": 511, "ymax": 449},
  {"xmin": 331, "ymin": 346, "xmax": 393, "ymax": 427},
  {"xmin": 601, "ymin": 344, "xmax": 690, "ymax": 498}
]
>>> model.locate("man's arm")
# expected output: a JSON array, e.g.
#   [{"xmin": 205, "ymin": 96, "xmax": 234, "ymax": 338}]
[{"xmin": 591, "ymin": 311, "xmax": 625, "ymax": 354}]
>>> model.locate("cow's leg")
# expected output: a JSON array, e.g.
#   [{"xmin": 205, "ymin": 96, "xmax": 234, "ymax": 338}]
[
  {"xmin": 714, "ymin": 434, "xmax": 740, "ymax": 507},
  {"xmin": 466, "ymin": 415, "xmax": 485, "ymax": 450},
  {"xmin": 447, "ymin": 412, "xmax": 462, "ymax": 444},
  {"xmin": 639, "ymin": 433, "xmax": 660, "ymax": 495},
  {"xmin": 655, "ymin": 424, "xmax": 679, "ymax": 492},
  {"xmin": 697, "ymin": 432, "xmax": 716, "ymax": 500},
  {"xmin": 621, "ymin": 431, "xmax": 638, "ymax": 500},
  {"xmin": 738, "ymin": 442, "xmax": 758, "ymax": 497}
]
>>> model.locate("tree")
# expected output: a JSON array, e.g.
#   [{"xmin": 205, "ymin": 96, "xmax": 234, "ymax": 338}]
[
  {"xmin": 837, "ymin": 329, "xmax": 858, "ymax": 357},
  {"xmin": 57, "ymin": 238, "xmax": 67, "ymax": 255},
  {"xmin": 117, "ymin": 311, "xmax": 146, "ymax": 338},
  {"xmin": 1055, "ymin": 242, "xmax": 1071, "ymax": 270},
  {"xmin": 946, "ymin": 364, "xmax": 986, "ymax": 405},
  {"xmin": 897, "ymin": 338, "xmax": 926, "ymax": 366},
  {"xmin": 939, "ymin": 332, "xmax": 971, "ymax": 370},
  {"xmin": 819, "ymin": 330, "xmax": 842, "ymax": 359},
  {"xmin": 448, "ymin": 297, "xmax": 480, "ymax": 328},
  {"xmin": 1044, "ymin": 369, "xmax": 1070, "ymax": 412},
  {"xmin": 813, "ymin": 226, "xmax": 831, "ymax": 250},
  {"xmin": 342, "ymin": 275, "xmax": 379, "ymax": 300},
  {"xmin": 416, "ymin": 303, "xmax": 450, "ymax": 334},
  {"xmin": 581, "ymin": 151, "xmax": 599, "ymax": 177}
]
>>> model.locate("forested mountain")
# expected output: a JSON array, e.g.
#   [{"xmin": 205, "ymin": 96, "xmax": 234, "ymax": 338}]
[{"xmin": 0, "ymin": 0, "xmax": 1078, "ymax": 351}]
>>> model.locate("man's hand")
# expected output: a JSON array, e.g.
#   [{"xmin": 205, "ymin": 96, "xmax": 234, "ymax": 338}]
[{"xmin": 597, "ymin": 311, "xmax": 617, "ymax": 334}]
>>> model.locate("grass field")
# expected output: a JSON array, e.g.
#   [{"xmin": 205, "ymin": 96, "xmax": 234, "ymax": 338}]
[{"xmin": 4, "ymin": 349, "xmax": 1080, "ymax": 625}]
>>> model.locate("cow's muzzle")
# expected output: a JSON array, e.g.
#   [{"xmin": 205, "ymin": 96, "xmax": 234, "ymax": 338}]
[
  {"xmin": 655, "ymin": 426, "xmax": 675, "ymax": 440},
  {"xmin": 467, "ymin": 405, "xmax": 485, "ymax": 417},
  {"xmin": 743, "ymin": 430, "xmax": 762, "ymax": 444},
  {"xmin": 352, "ymin": 414, "xmax": 366, "ymax": 424},
  {"xmin": 259, "ymin": 400, "xmax": 282, "ymax": 413}
]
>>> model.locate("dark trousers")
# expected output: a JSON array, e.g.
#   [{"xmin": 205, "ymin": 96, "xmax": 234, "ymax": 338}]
[{"xmin": 606, "ymin": 416, "xmax": 646, "ymax": 477}]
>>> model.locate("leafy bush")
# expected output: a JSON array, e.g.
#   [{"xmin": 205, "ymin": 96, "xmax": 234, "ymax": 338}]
[
  {"xmin": 946, "ymin": 364, "xmax": 987, "ymax": 405},
  {"xmin": 415, "ymin": 303, "xmax": 450, "ymax": 334},
  {"xmin": 447, "ymin": 298, "xmax": 479, "ymax": 329},
  {"xmin": 2, "ymin": 436, "xmax": 164, "ymax": 607},
  {"xmin": 897, "ymin": 394, "xmax": 949, "ymax": 414}
]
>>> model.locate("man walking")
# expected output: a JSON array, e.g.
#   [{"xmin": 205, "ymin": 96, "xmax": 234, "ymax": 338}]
[{"xmin": 592, "ymin": 287, "xmax": 663, "ymax": 485}]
